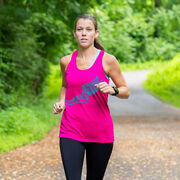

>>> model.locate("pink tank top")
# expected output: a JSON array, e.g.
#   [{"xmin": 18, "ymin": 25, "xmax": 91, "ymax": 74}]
[{"xmin": 59, "ymin": 49, "xmax": 114, "ymax": 143}]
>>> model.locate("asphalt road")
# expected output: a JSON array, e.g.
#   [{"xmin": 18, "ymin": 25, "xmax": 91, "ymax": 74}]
[{"xmin": 109, "ymin": 69, "xmax": 180, "ymax": 117}]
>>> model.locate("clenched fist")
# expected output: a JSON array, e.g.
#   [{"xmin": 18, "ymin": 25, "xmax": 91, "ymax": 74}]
[{"xmin": 53, "ymin": 101, "xmax": 65, "ymax": 114}]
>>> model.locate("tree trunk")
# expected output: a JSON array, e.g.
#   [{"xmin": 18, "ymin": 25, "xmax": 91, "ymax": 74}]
[
  {"xmin": 32, "ymin": 70, "xmax": 40, "ymax": 94},
  {"xmin": 155, "ymin": 0, "xmax": 161, "ymax": 8},
  {"xmin": 0, "ymin": 0, "xmax": 3, "ymax": 5}
]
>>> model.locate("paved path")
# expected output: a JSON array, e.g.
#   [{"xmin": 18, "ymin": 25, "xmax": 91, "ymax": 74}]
[
  {"xmin": 106, "ymin": 70, "xmax": 180, "ymax": 180},
  {"xmin": 109, "ymin": 69, "xmax": 180, "ymax": 117},
  {"xmin": 1, "ymin": 70, "xmax": 180, "ymax": 180}
]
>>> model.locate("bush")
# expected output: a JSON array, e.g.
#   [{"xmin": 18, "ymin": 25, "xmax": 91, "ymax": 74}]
[
  {"xmin": 143, "ymin": 38, "xmax": 177, "ymax": 61},
  {"xmin": 0, "ymin": 106, "xmax": 38, "ymax": 135},
  {"xmin": 150, "ymin": 5, "xmax": 180, "ymax": 43},
  {"xmin": 42, "ymin": 63, "xmax": 62, "ymax": 99},
  {"xmin": 90, "ymin": 3, "xmax": 180, "ymax": 62},
  {"xmin": 143, "ymin": 53, "xmax": 180, "ymax": 107}
]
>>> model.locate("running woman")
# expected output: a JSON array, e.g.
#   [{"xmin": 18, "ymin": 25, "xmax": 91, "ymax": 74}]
[{"xmin": 53, "ymin": 14, "xmax": 130, "ymax": 180}]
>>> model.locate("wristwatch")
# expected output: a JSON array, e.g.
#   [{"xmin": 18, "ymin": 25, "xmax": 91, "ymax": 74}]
[{"xmin": 111, "ymin": 86, "xmax": 119, "ymax": 96}]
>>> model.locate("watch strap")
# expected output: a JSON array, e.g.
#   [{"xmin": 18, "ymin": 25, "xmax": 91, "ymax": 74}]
[{"xmin": 111, "ymin": 86, "xmax": 119, "ymax": 96}]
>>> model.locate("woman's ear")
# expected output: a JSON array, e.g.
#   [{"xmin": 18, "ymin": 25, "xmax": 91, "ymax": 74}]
[
  {"xmin": 95, "ymin": 30, "xmax": 99, "ymax": 39},
  {"xmin": 73, "ymin": 30, "xmax": 76, "ymax": 38}
]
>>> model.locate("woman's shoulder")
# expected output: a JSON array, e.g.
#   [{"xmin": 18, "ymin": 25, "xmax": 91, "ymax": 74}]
[
  {"xmin": 103, "ymin": 51, "xmax": 117, "ymax": 65},
  {"xmin": 60, "ymin": 52, "xmax": 73, "ymax": 67}
]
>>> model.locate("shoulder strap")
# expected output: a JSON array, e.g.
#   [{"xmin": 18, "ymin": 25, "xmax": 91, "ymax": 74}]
[{"xmin": 66, "ymin": 50, "xmax": 77, "ymax": 72}]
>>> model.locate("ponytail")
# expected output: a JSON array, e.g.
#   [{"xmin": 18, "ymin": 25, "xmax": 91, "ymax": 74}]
[{"xmin": 94, "ymin": 38, "xmax": 105, "ymax": 51}]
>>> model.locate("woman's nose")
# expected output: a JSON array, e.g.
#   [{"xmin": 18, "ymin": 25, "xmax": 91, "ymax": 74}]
[{"xmin": 82, "ymin": 29, "xmax": 86, "ymax": 35}]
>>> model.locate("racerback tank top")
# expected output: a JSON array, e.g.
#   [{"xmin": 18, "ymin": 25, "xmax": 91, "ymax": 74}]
[{"xmin": 59, "ymin": 49, "xmax": 114, "ymax": 143}]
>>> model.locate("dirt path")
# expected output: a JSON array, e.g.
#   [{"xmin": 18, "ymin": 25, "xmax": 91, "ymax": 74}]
[
  {"xmin": 1, "ymin": 116, "xmax": 180, "ymax": 180},
  {"xmin": 106, "ymin": 116, "xmax": 180, "ymax": 180},
  {"xmin": 1, "ymin": 70, "xmax": 180, "ymax": 180}
]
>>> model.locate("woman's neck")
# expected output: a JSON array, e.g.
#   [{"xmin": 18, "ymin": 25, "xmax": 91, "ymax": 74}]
[{"xmin": 77, "ymin": 46, "xmax": 98, "ymax": 60}]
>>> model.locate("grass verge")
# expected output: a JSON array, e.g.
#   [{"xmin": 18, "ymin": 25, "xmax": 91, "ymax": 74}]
[
  {"xmin": 142, "ymin": 54, "xmax": 180, "ymax": 108},
  {"xmin": 0, "ymin": 64, "xmax": 61, "ymax": 154},
  {"xmin": 120, "ymin": 59, "xmax": 167, "ymax": 72}
]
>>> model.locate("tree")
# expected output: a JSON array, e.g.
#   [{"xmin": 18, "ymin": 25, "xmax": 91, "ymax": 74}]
[{"xmin": 155, "ymin": 0, "xmax": 161, "ymax": 8}]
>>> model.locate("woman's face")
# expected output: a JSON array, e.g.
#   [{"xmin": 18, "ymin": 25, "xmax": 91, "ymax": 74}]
[{"xmin": 73, "ymin": 18, "xmax": 99, "ymax": 48}]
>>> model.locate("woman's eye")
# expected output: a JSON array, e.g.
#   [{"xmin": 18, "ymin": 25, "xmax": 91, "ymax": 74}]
[{"xmin": 76, "ymin": 28, "xmax": 92, "ymax": 32}]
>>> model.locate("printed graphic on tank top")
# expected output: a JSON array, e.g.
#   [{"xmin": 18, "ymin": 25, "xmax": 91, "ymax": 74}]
[{"xmin": 59, "ymin": 49, "xmax": 114, "ymax": 143}]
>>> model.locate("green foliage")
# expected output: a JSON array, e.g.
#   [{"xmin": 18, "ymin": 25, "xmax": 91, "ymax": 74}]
[
  {"xmin": 0, "ymin": 96, "xmax": 60, "ymax": 153},
  {"xmin": 25, "ymin": 12, "xmax": 68, "ymax": 62},
  {"xmin": 1, "ymin": 0, "xmax": 180, "ymax": 152},
  {"xmin": 150, "ymin": 5, "xmax": 180, "ymax": 41},
  {"xmin": 119, "ymin": 59, "xmax": 167, "ymax": 72},
  {"xmin": 99, "ymin": 22, "xmax": 137, "ymax": 63},
  {"xmin": 127, "ymin": 0, "xmax": 155, "ymax": 13},
  {"xmin": 0, "ymin": 0, "xmax": 102, "ymax": 110},
  {"xmin": 0, "ymin": 58, "xmax": 61, "ymax": 153},
  {"xmin": 89, "ymin": 1, "xmax": 180, "ymax": 63},
  {"xmin": 42, "ymin": 63, "xmax": 62, "ymax": 99},
  {"xmin": 0, "ymin": 107, "xmax": 37, "ymax": 135},
  {"xmin": 143, "ymin": 53, "xmax": 180, "ymax": 108},
  {"xmin": 127, "ymin": 0, "xmax": 180, "ymax": 11},
  {"xmin": 1, "ymin": 0, "xmax": 180, "ymax": 110},
  {"xmin": 143, "ymin": 38, "xmax": 177, "ymax": 60},
  {"xmin": 0, "ymin": 4, "xmax": 49, "ymax": 109}
]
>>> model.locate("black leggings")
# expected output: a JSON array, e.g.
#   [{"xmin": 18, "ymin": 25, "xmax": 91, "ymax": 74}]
[{"xmin": 59, "ymin": 137, "xmax": 113, "ymax": 180}]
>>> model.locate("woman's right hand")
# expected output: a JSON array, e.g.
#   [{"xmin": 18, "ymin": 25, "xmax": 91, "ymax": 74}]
[{"xmin": 53, "ymin": 101, "xmax": 65, "ymax": 114}]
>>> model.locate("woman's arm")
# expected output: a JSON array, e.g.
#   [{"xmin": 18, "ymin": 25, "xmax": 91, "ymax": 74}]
[
  {"xmin": 53, "ymin": 56, "xmax": 68, "ymax": 114},
  {"xmin": 94, "ymin": 54, "xmax": 130, "ymax": 99},
  {"xmin": 108, "ymin": 55, "xmax": 130, "ymax": 99},
  {"xmin": 59, "ymin": 56, "xmax": 68, "ymax": 103}
]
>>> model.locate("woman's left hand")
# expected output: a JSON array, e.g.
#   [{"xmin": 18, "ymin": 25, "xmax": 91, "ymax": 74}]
[{"xmin": 94, "ymin": 82, "xmax": 114, "ymax": 95}]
